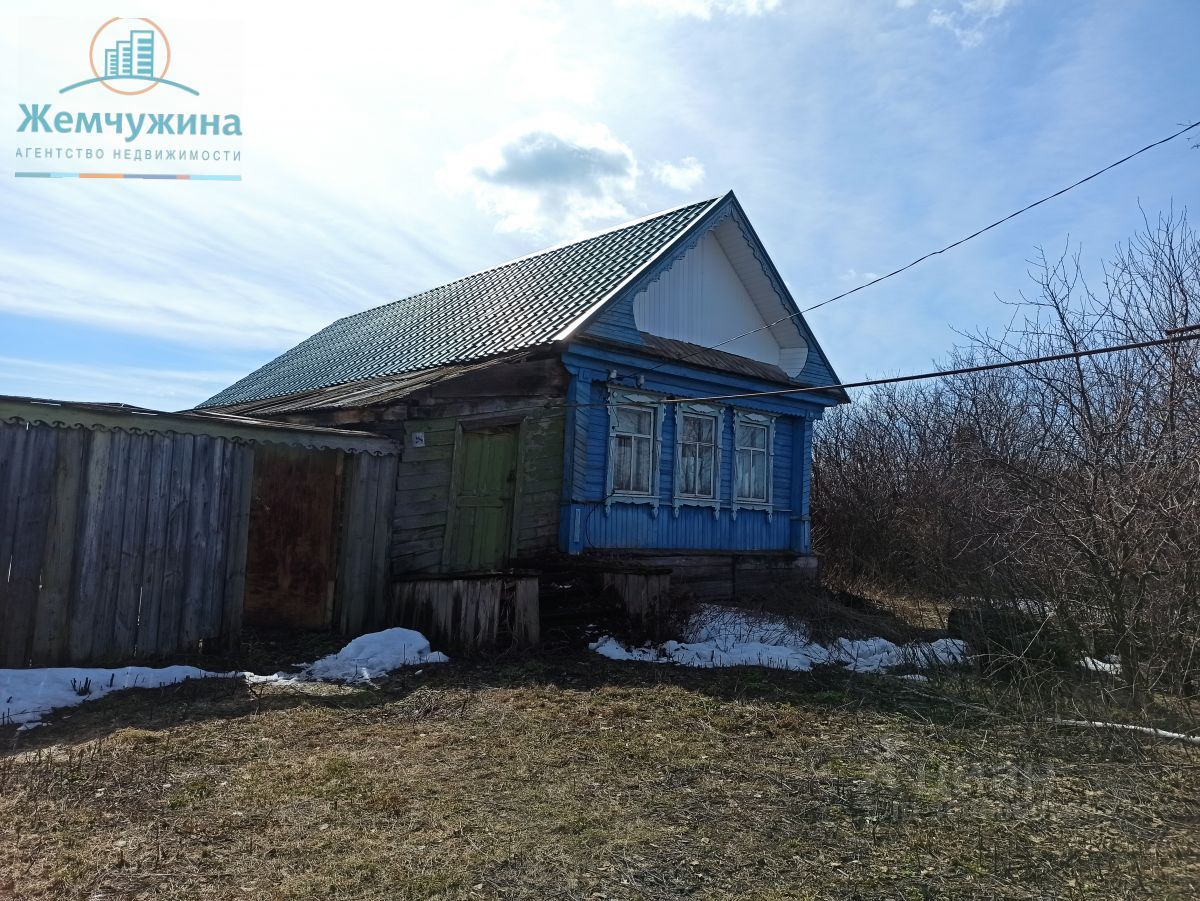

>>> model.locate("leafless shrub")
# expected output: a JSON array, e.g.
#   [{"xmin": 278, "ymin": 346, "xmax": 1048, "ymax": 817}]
[{"xmin": 815, "ymin": 208, "xmax": 1200, "ymax": 710}]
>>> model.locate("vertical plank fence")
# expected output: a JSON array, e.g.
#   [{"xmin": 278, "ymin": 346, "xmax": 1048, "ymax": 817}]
[
  {"xmin": 0, "ymin": 420, "xmax": 255, "ymax": 667},
  {"xmin": 336, "ymin": 451, "xmax": 400, "ymax": 635}
]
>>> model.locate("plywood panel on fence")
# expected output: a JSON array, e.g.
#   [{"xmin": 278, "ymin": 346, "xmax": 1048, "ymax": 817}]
[{"xmin": 243, "ymin": 444, "xmax": 341, "ymax": 632}]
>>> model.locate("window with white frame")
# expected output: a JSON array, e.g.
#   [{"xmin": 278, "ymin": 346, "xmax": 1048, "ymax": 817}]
[
  {"xmin": 677, "ymin": 412, "xmax": 717, "ymax": 498},
  {"xmin": 734, "ymin": 415, "xmax": 772, "ymax": 504},
  {"xmin": 611, "ymin": 404, "xmax": 656, "ymax": 495}
]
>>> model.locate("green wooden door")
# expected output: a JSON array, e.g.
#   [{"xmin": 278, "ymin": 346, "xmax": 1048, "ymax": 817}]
[{"xmin": 446, "ymin": 426, "xmax": 519, "ymax": 572}]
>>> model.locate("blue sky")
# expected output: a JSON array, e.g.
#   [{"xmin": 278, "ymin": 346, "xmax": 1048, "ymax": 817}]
[{"xmin": 1, "ymin": 0, "xmax": 1197, "ymax": 410}]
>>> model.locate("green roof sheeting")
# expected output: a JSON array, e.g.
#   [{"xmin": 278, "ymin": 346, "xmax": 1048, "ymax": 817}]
[{"xmin": 201, "ymin": 198, "xmax": 717, "ymax": 409}]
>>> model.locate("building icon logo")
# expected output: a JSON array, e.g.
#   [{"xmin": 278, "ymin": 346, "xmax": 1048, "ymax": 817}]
[{"xmin": 60, "ymin": 18, "xmax": 198, "ymax": 96}]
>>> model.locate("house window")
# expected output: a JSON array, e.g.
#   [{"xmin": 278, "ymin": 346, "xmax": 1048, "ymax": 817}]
[
  {"xmin": 677, "ymin": 413, "xmax": 717, "ymax": 498},
  {"xmin": 612, "ymin": 404, "xmax": 656, "ymax": 495},
  {"xmin": 671, "ymin": 402, "xmax": 722, "ymax": 517},
  {"xmin": 735, "ymin": 418, "xmax": 771, "ymax": 503}
]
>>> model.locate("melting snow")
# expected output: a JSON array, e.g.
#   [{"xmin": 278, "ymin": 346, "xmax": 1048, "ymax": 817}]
[
  {"xmin": 1080, "ymin": 656, "xmax": 1122, "ymax": 675},
  {"xmin": 590, "ymin": 606, "xmax": 967, "ymax": 674},
  {"xmin": 1, "ymin": 627, "xmax": 448, "ymax": 729},
  {"xmin": 249, "ymin": 627, "xmax": 449, "ymax": 685},
  {"xmin": 0, "ymin": 665, "xmax": 226, "ymax": 729}
]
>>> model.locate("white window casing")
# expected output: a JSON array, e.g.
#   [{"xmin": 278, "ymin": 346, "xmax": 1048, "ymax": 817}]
[
  {"xmin": 606, "ymin": 388, "xmax": 664, "ymax": 514},
  {"xmin": 673, "ymin": 402, "xmax": 722, "ymax": 518}
]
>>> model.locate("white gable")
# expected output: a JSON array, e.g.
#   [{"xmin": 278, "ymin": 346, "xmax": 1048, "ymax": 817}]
[{"xmin": 631, "ymin": 222, "xmax": 808, "ymax": 376}]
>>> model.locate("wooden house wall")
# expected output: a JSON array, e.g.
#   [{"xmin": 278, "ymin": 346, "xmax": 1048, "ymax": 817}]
[
  {"xmin": 282, "ymin": 358, "xmax": 568, "ymax": 578},
  {"xmin": 573, "ymin": 377, "xmax": 796, "ymax": 552},
  {"xmin": 390, "ymin": 409, "xmax": 564, "ymax": 575}
]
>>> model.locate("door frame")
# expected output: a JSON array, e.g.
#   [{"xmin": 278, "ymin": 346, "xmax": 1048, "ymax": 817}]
[{"xmin": 441, "ymin": 416, "xmax": 528, "ymax": 572}]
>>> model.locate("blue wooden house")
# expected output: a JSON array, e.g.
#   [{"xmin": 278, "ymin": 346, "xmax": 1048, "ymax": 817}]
[{"xmin": 201, "ymin": 191, "xmax": 846, "ymax": 634}]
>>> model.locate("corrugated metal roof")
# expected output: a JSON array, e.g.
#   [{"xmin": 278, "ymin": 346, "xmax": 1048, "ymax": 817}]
[
  {"xmin": 634, "ymin": 333, "xmax": 800, "ymax": 385},
  {"xmin": 212, "ymin": 358, "xmax": 511, "ymax": 416},
  {"xmin": 201, "ymin": 198, "xmax": 718, "ymax": 409},
  {"xmin": 0, "ymin": 395, "xmax": 398, "ymax": 455}
]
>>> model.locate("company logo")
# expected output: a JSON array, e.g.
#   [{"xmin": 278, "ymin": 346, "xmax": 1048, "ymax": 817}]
[{"xmin": 60, "ymin": 18, "xmax": 198, "ymax": 97}]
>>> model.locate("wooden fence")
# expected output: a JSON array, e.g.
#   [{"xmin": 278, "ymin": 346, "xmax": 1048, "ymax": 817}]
[
  {"xmin": 0, "ymin": 421, "xmax": 255, "ymax": 667},
  {"xmin": 388, "ymin": 574, "xmax": 540, "ymax": 653},
  {"xmin": 0, "ymin": 410, "xmax": 400, "ymax": 668}
]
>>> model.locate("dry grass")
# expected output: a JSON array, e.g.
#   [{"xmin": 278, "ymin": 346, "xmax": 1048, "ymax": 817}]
[{"xmin": 2, "ymin": 654, "xmax": 1198, "ymax": 900}]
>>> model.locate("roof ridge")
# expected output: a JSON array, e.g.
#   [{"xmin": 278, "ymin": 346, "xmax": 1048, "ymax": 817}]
[
  {"xmin": 331, "ymin": 196, "xmax": 719, "ymax": 328},
  {"xmin": 200, "ymin": 195, "xmax": 725, "ymax": 408}
]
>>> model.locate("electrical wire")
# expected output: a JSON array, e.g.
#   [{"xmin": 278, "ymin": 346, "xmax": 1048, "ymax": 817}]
[
  {"xmin": 622, "ymin": 118, "xmax": 1200, "ymax": 379},
  {"xmin": 471, "ymin": 329, "xmax": 1200, "ymax": 421}
]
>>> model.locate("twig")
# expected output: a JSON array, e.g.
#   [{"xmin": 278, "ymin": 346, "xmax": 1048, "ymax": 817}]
[{"xmin": 1048, "ymin": 718, "xmax": 1200, "ymax": 746}]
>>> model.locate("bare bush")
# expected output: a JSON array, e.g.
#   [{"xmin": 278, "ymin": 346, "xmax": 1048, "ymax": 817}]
[{"xmin": 814, "ymin": 208, "xmax": 1200, "ymax": 700}]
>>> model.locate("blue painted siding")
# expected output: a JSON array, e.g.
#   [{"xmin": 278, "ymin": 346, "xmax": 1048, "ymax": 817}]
[
  {"xmin": 578, "ymin": 501, "xmax": 792, "ymax": 552},
  {"xmin": 580, "ymin": 295, "xmax": 643, "ymax": 345},
  {"xmin": 560, "ymin": 342, "xmax": 832, "ymax": 556},
  {"xmin": 795, "ymin": 344, "xmax": 837, "ymax": 389}
]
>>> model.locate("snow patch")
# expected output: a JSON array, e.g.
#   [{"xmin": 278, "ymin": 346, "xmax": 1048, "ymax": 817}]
[
  {"xmin": 590, "ymin": 606, "xmax": 967, "ymax": 674},
  {"xmin": 0, "ymin": 665, "xmax": 227, "ymax": 729},
  {"xmin": 2, "ymin": 628, "xmax": 448, "ymax": 729},
  {"xmin": 250, "ymin": 628, "xmax": 449, "ymax": 685},
  {"xmin": 1080, "ymin": 656, "xmax": 1121, "ymax": 675}
]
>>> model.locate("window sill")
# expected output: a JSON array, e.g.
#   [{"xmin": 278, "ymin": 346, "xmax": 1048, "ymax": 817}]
[
  {"xmin": 731, "ymin": 501, "xmax": 774, "ymax": 521},
  {"xmin": 605, "ymin": 493, "xmax": 661, "ymax": 515},
  {"xmin": 672, "ymin": 496, "xmax": 721, "ymax": 518}
]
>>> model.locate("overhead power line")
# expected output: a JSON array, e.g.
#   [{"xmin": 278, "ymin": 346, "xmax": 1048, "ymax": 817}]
[
  {"xmin": 626, "ymin": 118, "xmax": 1200, "ymax": 379},
  {"xmin": 652, "ymin": 331, "xmax": 1200, "ymax": 406},
  {"xmin": 486, "ymin": 329, "xmax": 1200, "ymax": 420}
]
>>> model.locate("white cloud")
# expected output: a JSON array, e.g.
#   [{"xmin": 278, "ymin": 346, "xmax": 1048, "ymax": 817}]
[
  {"xmin": 840, "ymin": 268, "xmax": 880, "ymax": 283},
  {"xmin": 925, "ymin": 0, "xmax": 1015, "ymax": 48},
  {"xmin": 618, "ymin": 0, "xmax": 781, "ymax": 19},
  {"xmin": 0, "ymin": 356, "xmax": 244, "ymax": 410},
  {"xmin": 440, "ymin": 115, "xmax": 640, "ymax": 238},
  {"xmin": 651, "ymin": 156, "xmax": 706, "ymax": 191}
]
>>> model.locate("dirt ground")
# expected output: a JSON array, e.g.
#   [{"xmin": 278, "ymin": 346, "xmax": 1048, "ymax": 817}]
[{"xmin": 2, "ymin": 649, "xmax": 1198, "ymax": 900}]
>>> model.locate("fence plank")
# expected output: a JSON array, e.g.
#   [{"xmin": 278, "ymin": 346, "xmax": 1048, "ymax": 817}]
[
  {"xmin": 90, "ymin": 430, "xmax": 132, "ymax": 661},
  {"xmin": 197, "ymin": 438, "xmax": 230, "ymax": 647},
  {"xmin": 69, "ymin": 429, "xmax": 113, "ymax": 663},
  {"xmin": 31, "ymin": 427, "xmax": 89, "ymax": 665},
  {"xmin": 0, "ymin": 424, "xmax": 30, "ymax": 654},
  {"xmin": 368, "ymin": 455, "xmax": 398, "ymax": 630},
  {"xmin": 2, "ymin": 426, "xmax": 57, "ymax": 667},
  {"xmin": 335, "ymin": 457, "xmax": 363, "ymax": 634},
  {"xmin": 158, "ymin": 432, "xmax": 195, "ymax": 654},
  {"xmin": 181, "ymin": 435, "xmax": 214, "ymax": 649},
  {"xmin": 112, "ymin": 433, "xmax": 152, "ymax": 655},
  {"xmin": 220, "ymin": 445, "xmax": 254, "ymax": 651},
  {"xmin": 136, "ymin": 434, "xmax": 174, "ymax": 657}
]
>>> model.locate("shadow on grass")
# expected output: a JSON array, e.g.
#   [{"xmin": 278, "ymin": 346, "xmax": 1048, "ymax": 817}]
[{"xmin": 3, "ymin": 635, "xmax": 984, "ymax": 757}]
